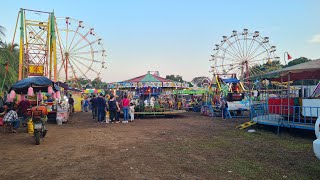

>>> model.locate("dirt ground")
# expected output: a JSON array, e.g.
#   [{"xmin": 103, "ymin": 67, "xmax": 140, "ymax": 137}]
[{"xmin": 0, "ymin": 112, "xmax": 320, "ymax": 180}]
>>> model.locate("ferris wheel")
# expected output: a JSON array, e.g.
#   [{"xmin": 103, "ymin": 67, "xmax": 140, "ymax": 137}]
[
  {"xmin": 210, "ymin": 29, "xmax": 279, "ymax": 81},
  {"xmin": 55, "ymin": 17, "xmax": 107, "ymax": 86}
]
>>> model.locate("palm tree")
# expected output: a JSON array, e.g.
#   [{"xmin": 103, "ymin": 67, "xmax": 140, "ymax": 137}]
[{"xmin": 0, "ymin": 25, "xmax": 19, "ymax": 93}]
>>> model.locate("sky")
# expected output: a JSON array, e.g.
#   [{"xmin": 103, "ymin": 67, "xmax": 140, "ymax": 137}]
[{"xmin": 1, "ymin": 0, "xmax": 320, "ymax": 83}]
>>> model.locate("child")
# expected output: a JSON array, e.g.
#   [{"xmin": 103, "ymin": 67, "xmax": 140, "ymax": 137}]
[
  {"xmin": 129, "ymin": 102, "xmax": 135, "ymax": 122},
  {"xmin": 84, "ymin": 98, "xmax": 89, "ymax": 112},
  {"xmin": 105, "ymin": 109, "xmax": 110, "ymax": 123}
]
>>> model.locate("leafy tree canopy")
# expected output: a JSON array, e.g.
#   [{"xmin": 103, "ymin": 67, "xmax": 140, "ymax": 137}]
[
  {"xmin": 191, "ymin": 76, "xmax": 210, "ymax": 87},
  {"xmin": 165, "ymin": 75, "xmax": 184, "ymax": 82},
  {"xmin": 283, "ymin": 57, "xmax": 311, "ymax": 68}
]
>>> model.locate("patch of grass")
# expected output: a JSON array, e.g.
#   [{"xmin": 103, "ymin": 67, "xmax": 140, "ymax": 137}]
[
  {"xmin": 277, "ymin": 140, "xmax": 312, "ymax": 151},
  {"xmin": 229, "ymin": 157, "xmax": 282, "ymax": 179},
  {"xmin": 222, "ymin": 127, "xmax": 313, "ymax": 152}
]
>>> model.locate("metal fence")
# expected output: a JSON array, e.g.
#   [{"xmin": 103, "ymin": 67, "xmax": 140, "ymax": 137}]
[{"xmin": 251, "ymin": 103, "xmax": 320, "ymax": 130}]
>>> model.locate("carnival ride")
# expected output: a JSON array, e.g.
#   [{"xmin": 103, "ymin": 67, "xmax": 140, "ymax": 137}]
[
  {"xmin": 251, "ymin": 59, "xmax": 320, "ymax": 131},
  {"xmin": 106, "ymin": 71, "xmax": 189, "ymax": 116},
  {"xmin": 10, "ymin": 9, "xmax": 107, "ymax": 88},
  {"xmin": 4, "ymin": 9, "xmax": 107, "ymax": 141},
  {"xmin": 210, "ymin": 29, "xmax": 279, "ymax": 82},
  {"xmin": 55, "ymin": 17, "xmax": 107, "ymax": 87},
  {"xmin": 202, "ymin": 29, "xmax": 279, "ymax": 117}
]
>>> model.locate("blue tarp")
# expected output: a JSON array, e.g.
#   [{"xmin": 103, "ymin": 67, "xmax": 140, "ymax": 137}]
[
  {"xmin": 10, "ymin": 76, "xmax": 60, "ymax": 94},
  {"xmin": 56, "ymin": 81, "xmax": 69, "ymax": 90},
  {"xmin": 56, "ymin": 81, "xmax": 82, "ymax": 92},
  {"xmin": 221, "ymin": 78, "xmax": 240, "ymax": 84}
]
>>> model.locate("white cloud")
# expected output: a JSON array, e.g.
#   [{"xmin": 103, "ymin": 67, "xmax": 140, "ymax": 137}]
[{"xmin": 309, "ymin": 34, "xmax": 320, "ymax": 43}]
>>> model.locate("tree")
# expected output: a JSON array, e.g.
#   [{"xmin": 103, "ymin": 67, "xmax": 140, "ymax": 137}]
[
  {"xmin": 191, "ymin": 76, "xmax": 209, "ymax": 87},
  {"xmin": 283, "ymin": 57, "xmax": 311, "ymax": 68},
  {"xmin": 165, "ymin": 75, "xmax": 183, "ymax": 82},
  {"xmin": 91, "ymin": 77, "xmax": 104, "ymax": 89},
  {"xmin": 283, "ymin": 57, "xmax": 316, "ymax": 85},
  {"xmin": 0, "ymin": 26, "xmax": 19, "ymax": 93}
]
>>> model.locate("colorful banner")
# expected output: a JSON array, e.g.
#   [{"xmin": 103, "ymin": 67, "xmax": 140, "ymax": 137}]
[
  {"xmin": 83, "ymin": 89, "xmax": 104, "ymax": 94},
  {"xmin": 138, "ymin": 82, "xmax": 162, "ymax": 87},
  {"xmin": 163, "ymin": 82, "xmax": 181, "ymax": 87},
  {"xmin": 28, "ymin": 65, "xmax": 44, "ymax": 76},
  {"xmin": 106, "ymin": 82, "xmax": 137, "ymax": 89},
  {"xmin": 107, "ymin": 81, "xmax": 189, "ymax": 88}
]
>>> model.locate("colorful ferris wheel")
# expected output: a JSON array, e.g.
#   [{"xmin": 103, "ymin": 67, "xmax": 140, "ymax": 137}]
[
  {"xmin": 55, "ymin": 17, "xmax": 107, "ymax": 86},
  {"xmin": 210, "ymin": 29, "xmax": 279, "ymax": 82}
]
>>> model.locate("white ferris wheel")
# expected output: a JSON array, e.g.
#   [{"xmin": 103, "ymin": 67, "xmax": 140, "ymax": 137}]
[
  {"xmin": 210, "ymin": 29, "xmax": 279, "ymax": 81},
  {"xmin": 55, "ymin": 17, "xmax": 107, "ymax": 86}
]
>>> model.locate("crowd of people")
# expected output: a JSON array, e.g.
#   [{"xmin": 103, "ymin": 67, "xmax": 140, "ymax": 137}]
[
  {"xmin": 81, "ymin": 93, "xmax": 135, "ymax": 124},
  {"xmin": 0, "ymin": 95, "xmax": 31, "ymax": 133}
]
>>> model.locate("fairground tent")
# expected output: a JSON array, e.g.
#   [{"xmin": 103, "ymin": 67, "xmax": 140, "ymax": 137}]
[
  {"xmin": 106, "ymin": 71, "xmax": 189, "ymax": 89},
  {"xmin": 10, "ymin": 76, "xmax": 60, "ymax": 94}
]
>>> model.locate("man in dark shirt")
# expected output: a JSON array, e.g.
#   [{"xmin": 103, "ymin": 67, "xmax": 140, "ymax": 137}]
[
  {"xmin": 18, "ymin": 96, "xmax": 31, "ymax": 119},
  {"xmin": 90, "ymin": 95, "xmax": 97, "ymax": 120},
  {"xmin": 96, "ymin": 93, "xmax": 106, "ymax": 123},
  {"xmin": 68, "ymin": 95, "xmax": 74, "ymax": 113}
]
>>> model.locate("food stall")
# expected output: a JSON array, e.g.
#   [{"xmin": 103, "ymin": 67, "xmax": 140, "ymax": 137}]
[{"xmin": 9, "ymin": 76, "xmax": 61, "ymax": 123}]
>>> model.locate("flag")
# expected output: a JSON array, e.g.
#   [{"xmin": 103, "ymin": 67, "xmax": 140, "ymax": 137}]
[{"xmin": 287, "ymin": 53, "xmax": 292, "ymax": 60}]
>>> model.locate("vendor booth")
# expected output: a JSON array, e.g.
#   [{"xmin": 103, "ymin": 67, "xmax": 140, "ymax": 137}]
[{"xmin": 10, "ymin": 76, "xmax": 61, "ymax": 121}]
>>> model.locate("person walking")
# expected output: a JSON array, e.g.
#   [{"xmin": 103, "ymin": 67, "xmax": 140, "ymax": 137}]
[
  {"xmin": 96, "ymin": 94, "xmax": 106, "ymax": 123},
  {"xmin": 108, "ymin": 95, "xmax": 120, "ymax": 123},
  {"xmin": 121, "ymin": 94, "xmax": 130, "ymax": 123}
]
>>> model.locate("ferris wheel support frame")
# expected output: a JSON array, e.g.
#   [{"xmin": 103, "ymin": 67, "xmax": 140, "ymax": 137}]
[{"xmin": 17, "ymin": 8, "xmax": 57, "ymax": 81}]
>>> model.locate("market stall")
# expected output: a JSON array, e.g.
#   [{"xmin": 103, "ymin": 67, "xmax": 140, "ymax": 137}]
[{"xmin": 9, "ymin": 76, "xmax": 61, "ymax": 125}]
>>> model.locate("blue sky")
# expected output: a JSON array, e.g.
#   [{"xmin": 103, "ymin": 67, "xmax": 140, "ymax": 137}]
[{"xmin": 1, "ymin": 0, "xmax": 320, "ymax": 82}]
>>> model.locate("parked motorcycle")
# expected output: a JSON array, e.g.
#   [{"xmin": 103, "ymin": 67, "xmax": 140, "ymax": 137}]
[{"xmin": 32, "ymin": 110, "xmax": 48, "ymax": 145}]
